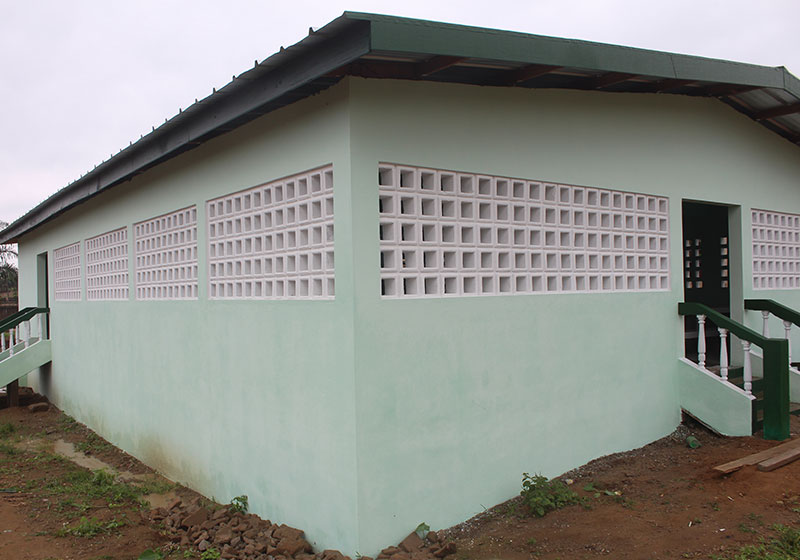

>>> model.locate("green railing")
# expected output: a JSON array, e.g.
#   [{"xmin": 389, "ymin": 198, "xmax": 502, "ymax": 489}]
[
  {"xmin": 0, "ymin": 307, "xmax": 48, "ymax": 333},
  {"xmin": 679, "ymin": 302, "xmax": 789, "ymax": 441},
  {"xmin": 0, "ymin": 307, "xmax": 49, "ymax": 355},
  {"xmin": 745, "ymin": 299, "xmax": 800, "ymax": 336}
]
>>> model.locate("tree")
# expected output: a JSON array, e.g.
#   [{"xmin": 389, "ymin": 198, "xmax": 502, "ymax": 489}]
[
  {"xmin": 0, "ymin": 221, "xmax": 17, "ymax": 267},
  {"xmin": 0, "ymin": 263, "xmax": 17, "ymax": 296}
]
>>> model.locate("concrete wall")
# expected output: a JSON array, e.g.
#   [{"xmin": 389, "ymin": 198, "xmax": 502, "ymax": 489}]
[
  {"xmin": 346, "ymin": 78, "xmax": 800, "ymax": 554},
  {"xmin": 17, "ymin": 81, "xmax": 360, "ymax": 553},
  {"xmin": 677, "ymin": 358, "xmax": 753, "ymax": 436},
  {"xmin": 13, "ymin": 76, "xmax": 800, "ymax": 556}
]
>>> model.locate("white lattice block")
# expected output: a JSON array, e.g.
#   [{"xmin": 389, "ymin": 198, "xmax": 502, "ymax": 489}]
[
  {"xmin": 134, "ymin": 207, "xmax": 198, "ymax": 300},
  {"xmin": 86, "ymin": 227, "xmax": 129, "ymax": 300},
  {"xmin": 752, "ymin": 209, "xmax": 800, "ymax": 290},
  {"xmin": 54, "ymin": 242, "xmax": 82, "ymax": 301},
  {"xmin": 207, "ymin": 165, "xmax": 335, "ymax": 300},
  {"xmin": 379, "ymin": 163, "xmax": 670, "ymax": 298}
]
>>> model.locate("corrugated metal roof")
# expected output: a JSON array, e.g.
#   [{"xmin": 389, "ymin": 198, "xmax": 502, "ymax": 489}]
[{"xmin": 2, "ymin": 11, "xmax": 799, "ymax": 243}]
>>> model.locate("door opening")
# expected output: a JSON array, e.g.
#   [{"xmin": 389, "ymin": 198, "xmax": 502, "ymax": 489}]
[
  {"xmin": 36, "ymin": 252, "xmax": 49, "ymax": 337},
  {"xmin": 682, "ymin": 201, "xmax": 731, "ymax": 364}
]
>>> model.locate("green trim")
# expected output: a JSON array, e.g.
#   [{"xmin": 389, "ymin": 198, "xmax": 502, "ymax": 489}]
[
  {"xmin": 353, "ymin": 12, "xmax": 787, "ymax": 86},
  {"xmin": 679, "ymin": 302, "xmax": 789, "ymax": 440},
  {"xmin": 0, "ymin": 307, "xmax": 48, "ymax": 333},
  {"xmin": 3, "ymin": 12, "xmax": 800, "ymax": 245},
  {"xmin": 679, "ymin": 302, "xmax": 766, "ymax": 344},
  {"xmin": 745, "ymin": 299, "xmax": 800, "ymax": 327}
]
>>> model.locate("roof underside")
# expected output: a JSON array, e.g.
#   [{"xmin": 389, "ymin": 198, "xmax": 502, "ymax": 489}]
[{"xmin": 3, "ymin": 12, "xmax": 800, "ymax": 243}]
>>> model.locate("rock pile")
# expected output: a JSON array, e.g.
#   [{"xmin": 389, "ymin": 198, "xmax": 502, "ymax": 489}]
[
  {"xmin": 152, "ymin": 497, "xmax": 313, "ymax": 560},
  {"xmin": 152, "ymin": 497, "xmax": 457, "ymax": 560},
  {"xmin": 375, "ymin": 530, "xmax": 457, "ymax": 560}
]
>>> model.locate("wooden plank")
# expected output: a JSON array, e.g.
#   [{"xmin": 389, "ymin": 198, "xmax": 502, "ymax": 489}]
[
  {"xmin": 713, "ymin": 438, "xmax": 800, "ymax": 473},
  {"xmin": 757, "ymin": 446, "xmax": 800, "ymax": 471}
]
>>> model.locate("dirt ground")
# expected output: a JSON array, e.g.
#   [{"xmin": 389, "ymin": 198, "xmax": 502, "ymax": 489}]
[{"xmin": 1, "ymin": 401, "xmax": 800, "ymax": 560}]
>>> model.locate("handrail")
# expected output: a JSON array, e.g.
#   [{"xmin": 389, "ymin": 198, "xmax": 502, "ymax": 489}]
[
  {"xmin": 0, "ymin": 307, "xmax": 48, "ymax": 333},
  {"xmin": 679, "ymin": 301, "xmax": 789, "ymax": 441},
  {"xmin": 745, "ymin": 299, "xmax": 800, "ymax": 328},
  {"xmin": 678, "ymin": 302, "xmax": 768, "ymax": 346}
]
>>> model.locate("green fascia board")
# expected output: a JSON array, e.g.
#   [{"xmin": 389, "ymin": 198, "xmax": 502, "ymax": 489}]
[
  {"xmin": 349, "ymin": 11, "xmax": 790, "ymax": 86},
  {"xmin": 0, "ymin": 340, "xmax": 51, "ymax": 388},
  {"xmin": 783, "ymin": 68, "xmax": 800, "ymax": 95}
]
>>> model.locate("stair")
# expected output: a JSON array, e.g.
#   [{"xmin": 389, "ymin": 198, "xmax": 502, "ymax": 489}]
[
  {"xmin": 719, "ymin": 367, "xmax": 800, "ymax": 432},
  {"xmin": 0, "ymin": 307, "xmax": 51, "ymax": 398},
  {"xmin": 0, "ymin": 339, "xmax": 51, "ymax": 388}
]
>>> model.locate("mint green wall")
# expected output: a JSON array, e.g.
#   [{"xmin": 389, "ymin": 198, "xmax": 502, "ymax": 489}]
[
  {"xmin": 347, "ymin": 78, "xmax": 800, "ymax": 554},
  {"xmin": 17, "ymin": 82, "xmax": 359, "ymax": 553},
  {"xmin": 13, "ymin": 76, "xmax": 800, "ymax": 556},
  {"xmin": 677, "ymin": 359, "xmax": 753, "ymax": 436}
]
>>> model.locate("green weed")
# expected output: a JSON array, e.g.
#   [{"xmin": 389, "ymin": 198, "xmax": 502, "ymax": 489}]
[
  {"xmin": 738, "ymin": 523, "xmax": 757, "ymax": 534},
  {"xmin": 0, "ymin": 441, "xmax": 18, "ymax": 455},
  {"xmin": 520, "ymin": 473, "xmax": 581, "ymax": 517},
  {"xmin": 0, "ymin": 422, "xmax": 15, "ymax": 438},
  {"xmin": 44, "ymin": 468, "xmax": 147, "ymax": 507},
  {"xmin": 57, "ymin": 414, "xmax": 78, "ymax": 433},
  {"xmin": 725, "ymin": 524, "xmax": 800, "ymax": 559},
  {"xmin": 200, "ymin": 549, "xmax": 221, "ymax": 560},
  {"xmin": 229, "ymin": 495, "xmax": 248, "ymax": 514},
  {"xmin": 55, "ymin": 516, "xmax": 126, "ymax": 538},
  {"xmin": 76, "ymin": 432, "xmax": 113, "ymax": 454}
]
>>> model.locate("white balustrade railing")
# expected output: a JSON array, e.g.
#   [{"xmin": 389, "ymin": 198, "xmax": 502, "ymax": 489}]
[
  {"xmin": 697, "ymin": 314, "xmax": 706, "ymax": 369},
  {"xmin": 688, "ymin": 313, "xmax": 753, "ymax": 395},
  {"xmin": 0, "ymin": 311, "xmax": 48, "ymax": 363},
  {"xmin": 742, "ymin": 340, "xmax": 753, "ymax": 394},
  {"xmin": 759, "ymin": 310, "xmax": 799, "ymax": 375},
  {"xmin": 718, "ymin": 327, "xmax": 729, "ymax": 381}
]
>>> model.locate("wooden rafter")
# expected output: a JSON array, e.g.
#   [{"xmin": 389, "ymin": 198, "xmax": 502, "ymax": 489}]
[
  {"xmin": 754, "ymin": 102, "xmax": 800, "ymax": 120},
  {"xmin": 649, "ymin": 78, "xmax": 698, "ymax": 92},
  {"xmin": 415, "ymin": 56, "xmax": 465, "ymax": 77},
  {"xmin": 588, "ymin": 72, "xmax": 638, "ymax": 89},
  {"xmin": 506, "ymin": 64, "xmax": 561, "ymax": 85},
  {"xmin": 703, "ymin": 83, "xmax": 761, "ymax": 97}
]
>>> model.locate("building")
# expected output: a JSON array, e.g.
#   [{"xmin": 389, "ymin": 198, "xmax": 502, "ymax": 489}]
[{"xmin": 2, "ymin": 12, "xmax": 800, "ymax": 555}]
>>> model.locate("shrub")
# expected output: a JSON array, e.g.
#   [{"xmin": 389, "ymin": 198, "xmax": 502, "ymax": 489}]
[{"xmin": 520, "ymin": 473, "xmax": 580, "ymax": 517}]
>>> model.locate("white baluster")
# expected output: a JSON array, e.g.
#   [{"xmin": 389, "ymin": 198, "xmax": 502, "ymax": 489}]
[
  {"xmin": 1, "ymin": 330, "xmax": 5, "ymax": 352},
  {"xmin": 784, "ymin": 320, "xmax": 793, "ymax": 365},
  {"xmin": 718, "ymin": 328, "xmax": 729, "ymax": 381},
  {"xmin": 697, "ymin": 315, "xmax": 707, "ymax": 368},
  {"xmin": 23, "ymin": 321, "xmax": 29, "ymax": 349},
  {"xmin": 8, "ymin": 328, "xmax": 14, "ymax": 356},
  {"xmin": 762, "ymin": 310, "xmax": 771, "ymax": 338},
  {"xmin": 35, "ymin": 314, "xmax": 41, "ymax": 341},
  {"xmin": 742, "ymin": 340, "xmax": 753, "ymax": 395}
]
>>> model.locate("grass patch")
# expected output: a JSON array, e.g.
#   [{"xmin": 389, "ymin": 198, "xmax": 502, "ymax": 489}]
[
  {"xmin": 56, "ymin": 497, "xmax": 92, "ymax": 518},
  {"xmin": 57, "ymin": 414, "xmax": 79, "ymax": 433},
  {"xmin": 44, "ymin": 469, "xmax": 147, "ymax": 507},
  {"xmin": 0, "ymin": 422, "xmax": 15, "ymax": 438},
  {"xmin": 75, "ymin": 432, "xmax": 113, "ymax": 454},
  {"xmin": 520, "ymin": 473, "xmax": 581, "ymax": 517},
  {"xmin": 719, "ymin": 524, "xmax": 800, "ymax": 559},
  {"xmin": 136, "ymin": 477, "xmax": 176, "ymax": 496},
  {"xmin": 0, "ymin": 441, "xmax": 18, "ymax": 456},
  {"xmin": 55, "ymin": 516, "xmax": 126, "ymax": 538}
]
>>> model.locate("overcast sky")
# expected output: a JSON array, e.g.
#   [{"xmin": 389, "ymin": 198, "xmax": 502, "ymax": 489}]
[{"xmin": 2, "ymin": 0, "xmax": 798, "ymax": 225}]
